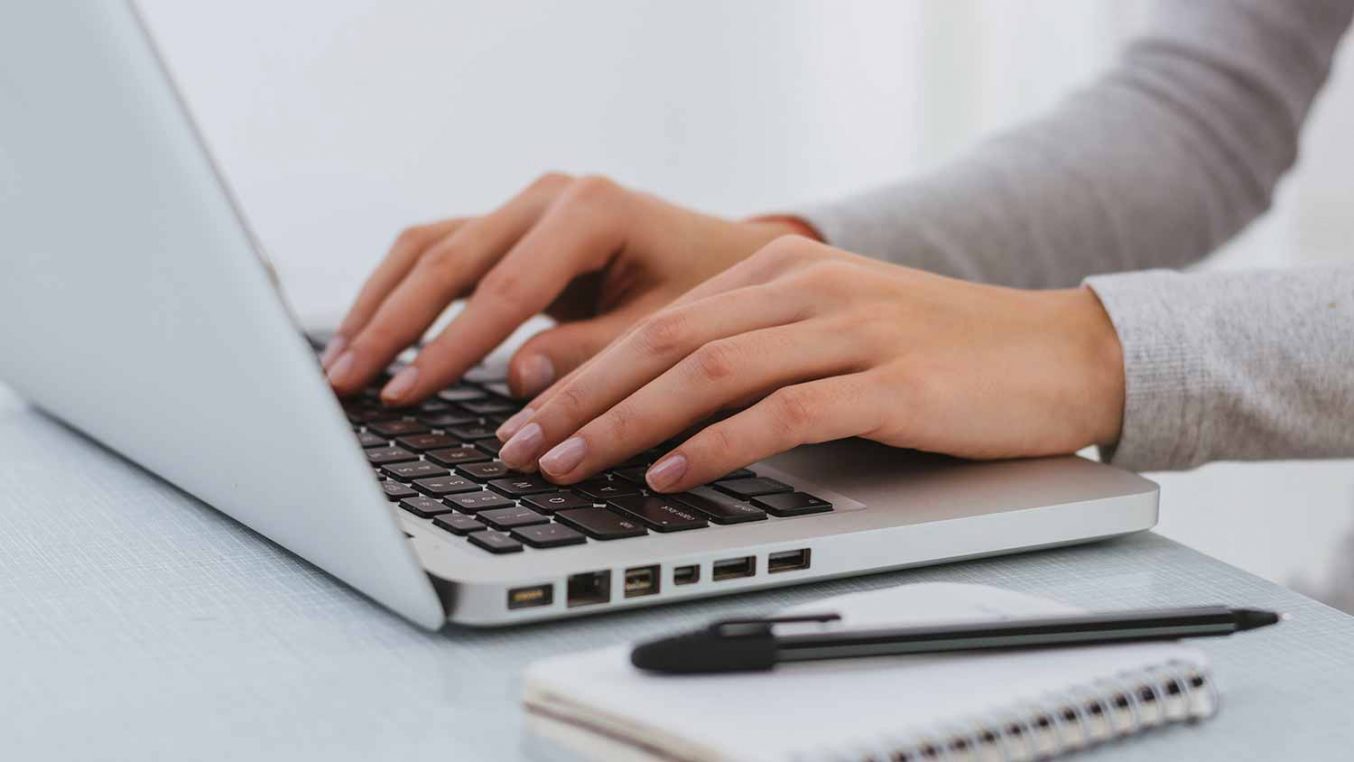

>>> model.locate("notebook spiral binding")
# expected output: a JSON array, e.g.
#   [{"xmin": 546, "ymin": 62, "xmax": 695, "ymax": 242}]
[{"xmin": 835, "ymin": 659, "xmax": 1218, "ymax": 762}]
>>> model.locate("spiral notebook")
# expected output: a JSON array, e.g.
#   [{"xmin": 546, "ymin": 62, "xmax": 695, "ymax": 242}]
[{"xmin": 523, "ymin": 583, "xmax": 1218, "ymax": 761}]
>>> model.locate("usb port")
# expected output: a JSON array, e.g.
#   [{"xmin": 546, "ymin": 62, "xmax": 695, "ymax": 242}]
[
  {"xmin": 768, "ymin": 548, "xmax": 811, "ymax": 573},
  {"xmin": 507, "ymin": 584, "xmax": 553, "ymax": 610},
  {"xmin": 712, "ymin": 556, "xmax": 755, "ymax": 581},
  {"xmin": 624, "ymin": 565, "xmax": 660, "ymax": 598},
  {"xmin": 673, "ymin": 564, "xmax": 700, "ymax": 586}
]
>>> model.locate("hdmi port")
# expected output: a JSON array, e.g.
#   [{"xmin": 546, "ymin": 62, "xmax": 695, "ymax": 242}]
[{"xmin": 712, "ymin": 556, "xmax": 755, "ymax": 581}]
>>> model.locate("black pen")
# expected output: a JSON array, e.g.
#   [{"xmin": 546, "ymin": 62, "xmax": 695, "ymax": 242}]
[{"xmin": 630, "ymin": 606, "xmax": 1283, "ymax": 674}]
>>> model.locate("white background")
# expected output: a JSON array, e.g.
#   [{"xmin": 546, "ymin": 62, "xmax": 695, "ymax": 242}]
[{"xmin": 138, "ymin": 0, "xmax": 1354, "ymax": 604}]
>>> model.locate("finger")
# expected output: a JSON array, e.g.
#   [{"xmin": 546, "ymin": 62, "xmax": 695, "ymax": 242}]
[
  {"xmin": 645, "ymin": 372, "xmax": 885, "ymax": 492},
  {"xmin": 505, "ymin": 305, "xmax": 647, "ymax": 400},
  {"xmin": 533, "ymin": 320, "xmax": 863, "ymax": 481},
  {"xmin": 379, "ymin": 177, "xmax": 631, "ymax": 405},
  {"xmin": 323, "ymin": 218, "xmax": 463, "ymax": 367},
  {"xmin": 496, "ymin": 282, "xmax": 811, "ymax": 470},
  {"xmin": 326, "ymin": 176, "xmax": 567, "ymax": 395}
]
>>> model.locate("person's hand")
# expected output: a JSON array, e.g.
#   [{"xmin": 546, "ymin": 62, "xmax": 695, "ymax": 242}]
[
  {"xmin": 495, "ymin": 236, "xmax": 1126, "ymax": 491},
  {"xmin": 320, "ymin": 172, "xmax": 815, "ymax": 403}
]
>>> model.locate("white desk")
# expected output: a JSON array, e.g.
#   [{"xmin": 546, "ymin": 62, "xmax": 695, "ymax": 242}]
[{"xmin": 1, "ymin": 385, "xmax": 1350, "ymax": 760}]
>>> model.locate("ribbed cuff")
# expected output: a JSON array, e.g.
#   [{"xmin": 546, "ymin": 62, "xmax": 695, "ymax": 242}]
[{"xmin": 1084, "ymin": 270, "xmax": 1210, "ymax": 472}]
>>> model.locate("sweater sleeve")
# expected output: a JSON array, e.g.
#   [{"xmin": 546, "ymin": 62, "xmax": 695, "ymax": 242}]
[
  {"xmin": 1084, "ymin": 267, "xmax": 1354, "ymax": 471},
  {"xmin": 795, "ymin": 0, "xmax": 1353, "ymax": 288}
]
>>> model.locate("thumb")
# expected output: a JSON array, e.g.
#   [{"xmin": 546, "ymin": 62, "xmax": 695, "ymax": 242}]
[{"xmin": 507, "ymin": 311, "xmax": 634, "ymax": 399}]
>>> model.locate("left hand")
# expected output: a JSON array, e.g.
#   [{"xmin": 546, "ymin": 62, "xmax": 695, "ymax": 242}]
[{"xmin": 495, "ymin": 235, "xmax": 1126, "ymax": 492}]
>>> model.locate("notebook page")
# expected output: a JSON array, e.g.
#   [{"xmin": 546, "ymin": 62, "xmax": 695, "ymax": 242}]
[{"xmin": 524, "ymin": 583, "xmax": 1210, "ymax": 761}]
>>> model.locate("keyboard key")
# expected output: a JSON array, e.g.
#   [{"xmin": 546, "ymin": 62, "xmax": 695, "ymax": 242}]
[
  {"xmin": 713, "ymin": 477, "xmax": 793, "ymax": 499},
  {"xmin": 381, "ymin": 481, "xmax": 419, "ymax": 501},
  {"xmin": 398, "ymin": 495, "xmax": 455, "ymax": 518},
  {"xmin": 413, "ymin": 474, "xmax": 481, "ymax": 496},
  {"xmin": 448, "ymin": 423, "xmax": 498, "ymax": 441},
  {"xmin": 573, "ymin": 478, "xmax": 642, "ymax": 501},
  {"xmin": 437, "ymin": 384, "xmax": 488, "ymax": 403},
  {"xmin": 346, "ymin": 408, "xmax": 401, "ymax": 425},
  {"xmin": 511, "ymin": 523, "xmax": 587, "ymax": 548},
  {"xmin": 395, "ymin": 433, "xmax": 461, "ymax": 452},
  {"xmin": 752, "ymin": 492, "xmax": 833, "ymax": 517},
  {"xmin": 482, "ymin": 381, "xmax": 514, "ymax": 398},
  {"xmin": 675, "ymin": 487, "xmax": 767, "ymax": 524},
  {"xmin": 445, "ymin": 491, "xmax": 516, "ymax": 513},
  {"xmin": 355, "ymin": 431, "xmax": 389, "ymax": 448},
  {"xmin": 425, "ymin": 446, "xmax": 491, "ymax": 467},
  {"xmin": 419, "ymin": 411, "xmax": 479, "ymax": 428},
  {"xmin": 468, "ymin": 530, "xmax": 523, "ymax": 554},
  {"xmin": 478, "ymin": 505, "xmax": 550, "ymax": 530},
  {"xmin": 381, "ymin": 460, "xmax": 450, "ymax": 481},
  {"xmin": 417, "ymin": 399, "xmax": 455, "ymax": 414},
  {"xmin": 610, "ymin": 466, "xmax": 650, "ymax": 485},
  {"xmin": 366, "ymin": 446, "xmax": 419, "ymax": 465},
  {"xmin": 464, "ymin": 364, "xmax": 507, "ymax": 384},
  {"xmin": 523, "ymin": 492, "xmax": 595, "ymax": 513},
  {"xmin": 555, "ymin": 507, "xmax": 647, "ymax": 540},
  {"xmin": 607, "ymin": 495, "xmax": 708, "ymax": 532},
  {"xmin": 488, "ymin": 474, "xmax": 556, "ymax": 497},
  {"xmin": 432, "ymin": 512, "xmax": 487, "ymax": 535},
  {"xmin": 456, "ymin": 461, "xmax": 514, "ymax": 481},
  {"xmin": 459, "ymin": 398, "xmax": 519, "ymax": 416},
  {"xmin": 368, "ymin": 419, "xmax": 431, "ymax": 438},
  {"xmin": 475, "ymin": 438, "xmax": 504, "ymax": 457},
  {"xmin": 719, "ymin": 468, "xmax": 756, "ymax": 481}
]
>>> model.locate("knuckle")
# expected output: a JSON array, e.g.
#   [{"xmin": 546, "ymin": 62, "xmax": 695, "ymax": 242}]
[
  {"xmin": 475, "ymin": 267, "xmax": 521, "ymax": 300},
  {"xmin": 394, "ymin": 225, "xmax": 431, "ymax": 252},
  {"xmin": 565, "ymin": 174, "xmax": 621, "ymax": 205},
  {"xmin": 531, "ymin": 171, "xmax": 572, "ymax": 192},
  {"xmin": 636, "ymin": 311, "xmax": 689, "ymax": 357},
  {"xmin": 687, "ymin": 340, "xmax": 739, "ymax": 383},
  {"xmin": 553, "ymin": 385, "xmax": 588, "ymax": 418},
  {"xmin": 419, "ymin": 242, "xmax": 461, "ymax": 273},
  {"xmin": 769, "ymin": 387, "xmax": 817, "ymax": 439},
  {"xmin": 698, "ymin": 423, "xmax": 738, "ymax": 458},
  {"xmin": 598, "ymin": 403, "xmax": 635, "ymax": 441}
]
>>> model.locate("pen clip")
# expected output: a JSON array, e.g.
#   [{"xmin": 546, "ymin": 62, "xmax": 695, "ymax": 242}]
[{"xmin": 709, "ymin": 613, "xmax": 842, "ymax": 638}]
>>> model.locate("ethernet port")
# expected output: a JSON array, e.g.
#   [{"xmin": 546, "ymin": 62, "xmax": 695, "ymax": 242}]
[{"xmin": 566, "ymin": 570, "xmax": 611, "ymax": 607}]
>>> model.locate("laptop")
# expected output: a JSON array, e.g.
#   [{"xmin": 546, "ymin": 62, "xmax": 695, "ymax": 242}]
[{"xmin": 0, "ymin": 1, "xmax": 1158, "ymax": 628}]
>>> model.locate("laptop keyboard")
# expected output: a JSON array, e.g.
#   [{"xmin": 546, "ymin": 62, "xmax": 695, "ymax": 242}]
[{"xmin": 315, "ymin": 339, "xmax": 836, "ymax": 555}]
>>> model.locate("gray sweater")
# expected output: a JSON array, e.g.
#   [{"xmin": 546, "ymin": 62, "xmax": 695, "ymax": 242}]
[{"xmin": 798, "ymin": 0, "xmax": 1354, "ymax": 472}]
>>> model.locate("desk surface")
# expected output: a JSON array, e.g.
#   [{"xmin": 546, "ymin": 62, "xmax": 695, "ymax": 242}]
[{"xmin": 1, "ymin": 385, "xmax": 1350, "ymax": 761}]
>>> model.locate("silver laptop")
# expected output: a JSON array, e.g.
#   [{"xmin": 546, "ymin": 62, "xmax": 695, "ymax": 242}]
[{"xmin": 0, "ymin": 1, "xmax": 1158, "ymax": 628}]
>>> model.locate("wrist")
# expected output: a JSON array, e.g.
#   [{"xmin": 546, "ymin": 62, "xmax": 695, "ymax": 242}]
[{"xmin": 1050, "ymin": 287, "xmax": 1125, "ymax": 449}]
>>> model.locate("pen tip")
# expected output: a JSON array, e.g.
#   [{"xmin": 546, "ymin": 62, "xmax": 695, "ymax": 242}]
[{"xmin": 1233, "ymin": 608, "xmax": 1282, "ymax": 630}]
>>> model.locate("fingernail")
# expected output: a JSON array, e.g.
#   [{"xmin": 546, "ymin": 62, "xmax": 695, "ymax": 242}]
[
  {"xmin": 499, "ymin": 422, "xmax": 544, "ymax": 468},
  {"xmin": 645, "ymin": 454, "xmax": 687, "ymax": 492},
  {"xmin": 539, "ymin": 436, "xmax": 587, "ymax": 477},
  {"xmin": 496, "ymin": 406, "xmax": 536, "ymax": 441},
  {"xmin": 381, "ymin": 366, "xmax": 419, "ymax": 403},
  {"xmin": 319, "ymin": 335, "xmax": 348, "ymax": 369},
  {"xmin": 326, "ymin": 351, "xmax": 356, "ymax": 388},
  {"xmin": 517, "ymin": 354, "xmax": 555, "ymax": 397}
]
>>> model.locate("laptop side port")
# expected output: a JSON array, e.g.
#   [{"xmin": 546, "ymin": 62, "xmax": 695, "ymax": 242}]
[
  {"xmin": 712, "ymin": 556, "xmax": 755, "ymax": 581},
  {"xmin": 507, "ymin": 584, "xmax": 554, "ymax": 610},
  {"xmin": 768, "ymin": 548, "xmax": 811, "ymax": 573},
  {"xmin": 624, "ymin": 565, "xmax": 660, "ymax": 598},
  {"xmin": 673, "ymin": 564, "xmax": 700, "ymax": 586},
  {"xmin": 566, "ymin": 570, "xmax": 611, "ymax": 607}
]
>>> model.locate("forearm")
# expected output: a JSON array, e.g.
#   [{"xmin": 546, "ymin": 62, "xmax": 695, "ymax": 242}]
[
  {"xmin": 1086, "ymin": 266, "xmax": 1354, "ymax": 471},
  {"xmin": 797, "ymin": 0, "xmax": 1353, "ymax": 288}
]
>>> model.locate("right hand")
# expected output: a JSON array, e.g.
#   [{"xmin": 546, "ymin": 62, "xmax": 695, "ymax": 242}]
[{"xmin": 321, "ymin": 172, "xmax": 816, "ymax": 405}]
